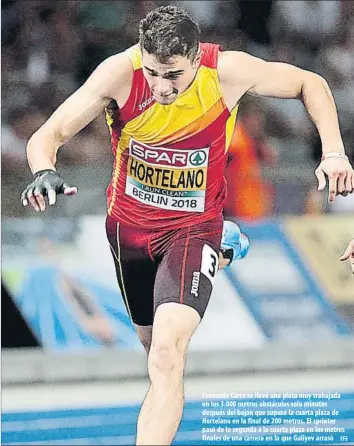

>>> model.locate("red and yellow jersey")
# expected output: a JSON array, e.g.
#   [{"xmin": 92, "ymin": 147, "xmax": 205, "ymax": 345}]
[{"xmin": 106, "ymin": 42, "xmax": 238, "ymax": 229}]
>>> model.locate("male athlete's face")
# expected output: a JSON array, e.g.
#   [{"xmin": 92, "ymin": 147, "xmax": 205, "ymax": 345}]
[{"xmin": 142, "ymin": 50, "xmax": 202, "ymax": 105}]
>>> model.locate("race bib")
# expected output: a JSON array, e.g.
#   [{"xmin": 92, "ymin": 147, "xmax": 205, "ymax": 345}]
[{"xmin": 125, "ymin": 138, "xmax": 209, "ymax": 212}]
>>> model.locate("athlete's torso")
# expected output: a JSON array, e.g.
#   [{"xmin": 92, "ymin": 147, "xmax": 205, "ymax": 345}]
[{"xmin": 106, "ymin": 42, "xmax": 238, "ymax": 229}]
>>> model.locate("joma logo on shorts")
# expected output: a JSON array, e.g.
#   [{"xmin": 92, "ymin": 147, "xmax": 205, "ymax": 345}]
[{"xmin": 191, "ymin": 272, "xmax": 200, "ymax": 297}]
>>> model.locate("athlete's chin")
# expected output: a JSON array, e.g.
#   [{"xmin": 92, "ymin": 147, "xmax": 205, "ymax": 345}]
[{"xmin": 155, "ymin": 95, "xmax": 177, "ymax": 105}]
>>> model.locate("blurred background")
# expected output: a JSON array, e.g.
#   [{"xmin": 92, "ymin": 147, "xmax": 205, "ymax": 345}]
[{"xmin": 2, "ymin": 1, "xmax": 354, "ymax": 445}]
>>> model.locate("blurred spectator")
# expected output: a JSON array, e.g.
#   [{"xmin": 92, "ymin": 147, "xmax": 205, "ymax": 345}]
[
  {"xmin": 20, "ymin": 2, "xmax": 54, "ymax": 87},
  {"xmin": 58, "ymin": 115, "xmax": 113, "ymax": 167},
  {"xmin": 237, "ymin": 0, "xmax": 273, "ymax": 46},
  {"xmin": 273, "ymin": 0, "xmax": 341, "ymax": 55},
  {"xmin": 49, "ymin": 3, "xmax": 82, "ymax": 77},
  {"xmin": 177, "ymin": 1, "xmax": 220, "ymax": 30},
  {"xmin": 2, "ymin": 0, "xmax": 21, "ymax": 46},
  {"xmin": 75, "ymin": 1, "xmax": 138, "ymax": 82},
  {"xmin": 224, "ymin": 101, "xmax": 278, "ymax": 221},
  {"xmin": 2, "ymin": 108, "xmax": 47, "ymax": 178},
  {"xmin": 319, "ymin": 22, "xmax": 354, "ymax": 137},
  {"xmin": 2, "ymin": 107, "xmax": 48, "ymax": 217}
]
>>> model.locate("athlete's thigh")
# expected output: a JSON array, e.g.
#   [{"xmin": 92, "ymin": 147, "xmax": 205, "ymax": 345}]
[
  {"xmin": 154, "ymin": 215, "xmax": 223, "ymax": 319},
  {"xmin": 134, "ymin": 323, "xmax": 153, "ymax": 353},
  {"xmin": 106, "ymin": 216, "xmax": 157, "ymax": 326}
]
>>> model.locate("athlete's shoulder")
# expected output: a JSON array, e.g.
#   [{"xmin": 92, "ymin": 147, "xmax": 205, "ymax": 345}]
[
  {"xmin": 88, "ymin": 51, "xmax": 134, "ymax": 100},
  {"xmin": 217, "ymin": 51, "xmax": 267, "ymax": 86},
  {"xmin": 97, "ymin": 51, "xmax": 133, "ymax": 82},
  {"xmin": 124, "ymin": 44, "xmax": 143, "ymax": 70}
]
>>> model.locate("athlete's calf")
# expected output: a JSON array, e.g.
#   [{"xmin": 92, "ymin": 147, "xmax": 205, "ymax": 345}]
[{"xmin": 136, "ymin": 302, "xmax": 200, "ymax": 445}]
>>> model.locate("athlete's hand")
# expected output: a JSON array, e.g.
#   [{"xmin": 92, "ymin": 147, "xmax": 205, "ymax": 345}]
[
  {"xmin": 315, "ymin": 157, "xmax": 354, "ymax": 204},
  {"xmin": 339, "ymin": 239, "xmax": 354, "ymax": 275},
  {"xmin": 218, "ymin": 252, "xmax": 230, "ymax": 269},
  {"xmin": 21, "ymin": 169, "xmax": 77, "ymax": 212},
  {"xmin": 219, "ymin": 220, "xmax": 250, "ymax": 270}
]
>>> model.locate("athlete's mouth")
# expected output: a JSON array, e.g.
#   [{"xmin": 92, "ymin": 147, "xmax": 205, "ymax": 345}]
[{"xmin": 154, "ymin": 88, "xmax": 178, "ymax": 98}]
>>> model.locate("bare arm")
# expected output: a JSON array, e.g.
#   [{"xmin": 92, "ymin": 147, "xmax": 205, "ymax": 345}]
[
  {"xmin": 219, "ymin": 51, "xmax": 343, "ymax": 153},
  {"xmin": 27, "ymin": 52, "xmax": 132, "ymax": 173},
  {"xmin": 218, "ymin": 51, "xmax": 354, "ymax": 201}
]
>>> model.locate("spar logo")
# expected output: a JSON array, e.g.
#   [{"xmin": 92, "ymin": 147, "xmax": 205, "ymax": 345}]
[
  {"xmin": 130, "ymin": 139, "xmax": 188, "ymax": 167},
  {"xmin": 189, "ymin": 151, "xmax": 207, "ymax": 166},
  {"xmin": 129, "ymin": 139, "xmax": 209, "ymax": 168}
]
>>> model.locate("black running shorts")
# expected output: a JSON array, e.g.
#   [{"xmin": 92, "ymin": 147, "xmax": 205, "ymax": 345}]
[{"xmin": 106, "ymin": 214, "xmax": 223, "ymax": 326}]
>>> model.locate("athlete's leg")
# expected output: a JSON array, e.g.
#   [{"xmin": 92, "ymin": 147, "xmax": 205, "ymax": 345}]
[
  {"xmin": 136, "ymin": 303, "xmax": 200, "ymax": 445},
  {"xmin": 105, "ymin": 216, "xmax": 157, "ymax": 344},
  {"xmin": 134, "ymin": 324, "xmax": 153, "ymax": 354},
  {"xmin": 136, "ymin": 215, "xmax": 223, "ymax": 445},
  {"xmin": 132, "ymin": 221, "xmax": 251, "ymax": 353}
]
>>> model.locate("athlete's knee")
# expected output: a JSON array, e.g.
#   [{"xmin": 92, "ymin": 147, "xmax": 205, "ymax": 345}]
[
  {"xmin": 148, "ymin": 341, "xmax": 183, "ymax": 378},
  {"xmin": 148, "ymin": 303, "xmax": 200, "ymax": 379}
]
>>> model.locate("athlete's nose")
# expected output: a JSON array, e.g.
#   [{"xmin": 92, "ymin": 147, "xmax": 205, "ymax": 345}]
[{"xmin": 154, "ymin": 78, "xmax": 173, "ymax": 97}]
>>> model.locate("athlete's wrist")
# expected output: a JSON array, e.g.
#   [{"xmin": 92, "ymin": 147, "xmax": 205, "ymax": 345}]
[
  {"xmin": 321, "ymin": 152, "xmax": 349, "ymax": 162},
  {"xmin": 33, "ymin": 169, "xmax": 58, "ymax": 178},
  {"xmin": 321, "ymin": 143, "xmax": 345, "ymax": 156}
]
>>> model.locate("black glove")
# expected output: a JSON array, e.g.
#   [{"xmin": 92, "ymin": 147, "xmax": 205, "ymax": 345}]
[
  {"xmin": 21, "ymin": 169, "xmax": 77, "ymax": 211},
  {"xmin": 220, "ymin": 248, "xmax": 234, "ymax": 264}
]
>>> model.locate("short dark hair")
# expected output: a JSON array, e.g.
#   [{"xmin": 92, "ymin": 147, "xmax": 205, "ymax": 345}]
[{"xmin": 139, "ymin": 5, "xmax": 200, "ymax": 63}]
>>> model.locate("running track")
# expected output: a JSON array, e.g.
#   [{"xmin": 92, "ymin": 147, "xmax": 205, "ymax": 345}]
[{"xmin": 2, "ymin": 393, "xmax": 354, "ymax": 445}]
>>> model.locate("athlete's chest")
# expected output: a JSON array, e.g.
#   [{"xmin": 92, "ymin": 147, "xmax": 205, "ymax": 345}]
[{"xmin": 118, "ymin": 67, "xmax": 226, "ymax": 147}]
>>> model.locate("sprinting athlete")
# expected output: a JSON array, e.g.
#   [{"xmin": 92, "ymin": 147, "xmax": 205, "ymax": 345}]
[
  {"xmin": 21, "ymin": 5, "xmax": 353, "ymax": 445},
  {"xmin": 340, "ymin": 239, "xmax": 354, "ymax": 274}
]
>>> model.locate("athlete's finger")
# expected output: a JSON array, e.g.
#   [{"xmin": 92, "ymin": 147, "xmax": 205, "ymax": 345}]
[
  {"xmin": 37, "ymin": 194, "xmax": 46, "ymax": 211},
  {"xmin": 33, "ymin": 186, "xmax": 46, "ymax": 211},
  {"xmin": 337, "ymin": 172, "xmax": 346, "ymax": 194},
  {"xmin": 27, "ymin": 188, "xmax": 40, "ymax": 212},
  {"xmin": 21, "ymin": 188, "xmax": 29, "ymax": 206},
  {"xmin": 328, "ymin": 173, "xmax": 338, "ymax": 203},
  {"xmin": 350, "ymin": 258, "xmax": 354, "ymax": 275},
  {"xmin": 63, "ymin": 185, "xmax": 78, "ymax": 196},
  {"xmin": 344, "ymin": 172, "xmax": 352, "ymax": 194},
  {"xmin": 339, "ymin": 241, "xmax": 354, "ymax": 261},
  {"xmin": 315, "ymin": 168, "xmax": 326, "ymax": 191},
  {"xmin": 218, "ymin": 252, "xmax": 230, "ymax": 270},
  {"xmin": 48, "ymin": 188, "xmax": 57, "ymax": 206}
]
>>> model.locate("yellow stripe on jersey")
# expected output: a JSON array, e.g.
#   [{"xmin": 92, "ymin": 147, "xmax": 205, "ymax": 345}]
[
  {"xmin": 120, "ymin": 66, "xmax": 224, "ymax": 147},
  {"xmin": 108, "ymin": 140, "xmax": 127, "ymax": 215},
  {"xmin": 106, "ymin": 107, "xmax": 121, "ymax": 214},
  {"xmin": 125, "ymin": 45, "xmax": 142, "ymax": 70},
  {"xmin": 105, "ymin": 109, "xmax": 113, "ymax": 136},
  {"xmin": 225, "ymin": 105, "xmax": 239, "ymax": 152},
  {"xmin": 158, "ymin": 99, "xmax": 225, "ymax": 145}
]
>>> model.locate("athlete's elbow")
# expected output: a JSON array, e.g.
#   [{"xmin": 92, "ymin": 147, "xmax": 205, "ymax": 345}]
[
  {"xmin": 300, "ymin": 71, "xmax": 329, "ymax": 99},
  {"xmin": 31, "ymin": 123, "xmax": 64, "ymax": 148},
  {"xmin": 26, "ymin": 128, "xmax": 60, "ymax": 161}
]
